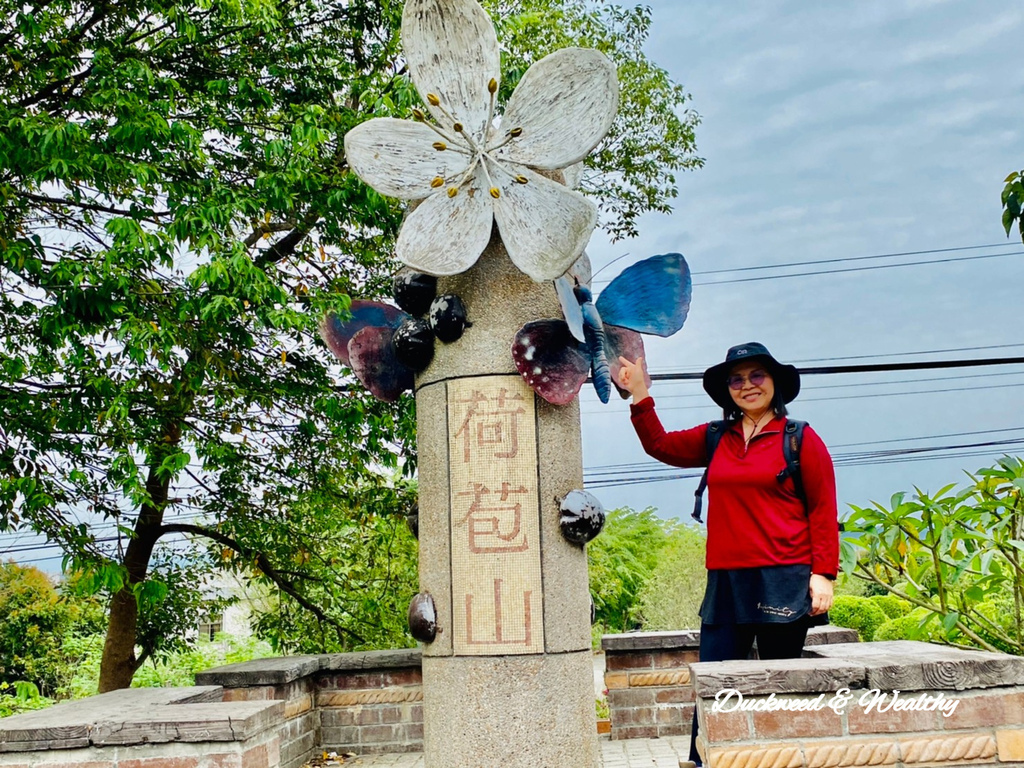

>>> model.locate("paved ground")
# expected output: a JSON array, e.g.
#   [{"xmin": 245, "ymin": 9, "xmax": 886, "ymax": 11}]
[{"xmin": 337, "ymin": 736, "xmax": 692, "ymax": 767}]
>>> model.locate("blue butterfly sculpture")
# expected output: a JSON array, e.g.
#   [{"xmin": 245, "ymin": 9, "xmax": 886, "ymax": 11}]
[{"xmin": 512, "ymin": 253, "xmax": 692, "ymax": 405}]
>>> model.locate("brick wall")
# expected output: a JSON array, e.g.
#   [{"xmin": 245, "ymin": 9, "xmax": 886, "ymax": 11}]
[
  {"xmin": 691, "ymin": 640, "xmax": 1024, "ymax": 767},
  {"xmin": 196, "ymin": 649, "xmax": 424, "ymax": 760},
  {"xmin": 601, "ymin": 626, "xmax": 858, "ymax": 742},
  {"xmin": 0, "ymin": 687, "xmax": 285, "ymax": 768},
  {"xmin": 0, "ymin": 651, "xmax": 426, "ymax": 768},
  {"xmin": 315, "ymin": 653, "xmax": 423, "ymax": 755}
]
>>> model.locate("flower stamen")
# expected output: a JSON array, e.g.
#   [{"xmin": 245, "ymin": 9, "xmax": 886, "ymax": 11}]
[{"xmin": 417, "ymin": 117, "xmax": 471, "ymax": 152}]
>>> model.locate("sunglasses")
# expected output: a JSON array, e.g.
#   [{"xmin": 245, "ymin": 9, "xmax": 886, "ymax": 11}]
[{"xmin": 727, "ymin": 369, "xmax": 768, "ymax": 390}]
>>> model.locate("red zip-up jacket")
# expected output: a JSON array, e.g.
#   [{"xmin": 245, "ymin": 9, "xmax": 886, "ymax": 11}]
[{"xmin": 630, "ymin": 397, "xmax": 839, "ymax": 575}]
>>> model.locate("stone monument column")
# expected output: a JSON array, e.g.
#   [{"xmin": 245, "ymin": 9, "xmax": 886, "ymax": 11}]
[
  {"xmin": 339, "ymin": 0, "xmax": 620, "ymax": 762},
  {"xmin": 415, "ymin": 234, "xmax": 597, "ymax": 768}
]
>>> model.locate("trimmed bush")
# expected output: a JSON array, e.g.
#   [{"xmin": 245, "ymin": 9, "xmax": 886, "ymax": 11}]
[
  {"xmin": 873, "ymin": 608, "xmax": 937, "ymax": 642},
  {"xmin": 829, "ymin": 595, "xmax": 888, "ymax": 641},
  {"xmin": 868, "ymin": 594, "xmax": 911, "ymax": 619}
]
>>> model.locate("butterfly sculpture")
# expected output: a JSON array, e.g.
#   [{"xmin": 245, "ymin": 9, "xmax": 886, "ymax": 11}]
[
  {"xmin": 511, "ymin": 253, "xmax": 692, "ymax": 405},
  {"xmin": 320, "ymin": 275, "xmax": 473, "ymax": 403},
  {"xmin": 321, "ymin": 301, "xmax": 416, "ymax": 403}
]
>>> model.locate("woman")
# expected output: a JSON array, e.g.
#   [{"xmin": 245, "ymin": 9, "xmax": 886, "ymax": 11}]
[{"xmin": 617, "ymin": 342, "xmax": 838, "ymax": 767}]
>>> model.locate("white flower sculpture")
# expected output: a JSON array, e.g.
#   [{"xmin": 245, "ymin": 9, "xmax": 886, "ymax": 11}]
[{"xmin": 343, "ymin": 0, "xmax": 619, "ymax": 282}]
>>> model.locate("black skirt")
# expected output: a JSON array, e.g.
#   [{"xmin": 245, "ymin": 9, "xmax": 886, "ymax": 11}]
[{"xmin": 699, "ymin": 563, "xmax": 829, "ymax": 626}]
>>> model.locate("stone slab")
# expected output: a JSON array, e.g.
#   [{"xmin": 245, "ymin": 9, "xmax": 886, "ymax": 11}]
[
  {"xmin": 195, "ymin": 654, "xmax": 324, "ymax": 686},
  {"xmin": 602, "ymin": 631, "xmax": 701, "ymax": 653},
  {"xmin": 807, "ymin": 640, "xmax": 1024, "ymax": 690},
  {"xmin": 803, "ymin": 625, "xmax": 858, "ymax": 646},
  {"xmin": 0, "ymin": 687, "xmax": 283, "ymax": 753},
  {"xmin": 320, "ymin": 649, "xmax": 422, "ymax": 672},
  {"xmin": 602, "ymin": 625, "xmax": 854, "ymax": 655},
  {"xmin": 690, "ymin": 657, "xmax": 868, "ymax": 697}
]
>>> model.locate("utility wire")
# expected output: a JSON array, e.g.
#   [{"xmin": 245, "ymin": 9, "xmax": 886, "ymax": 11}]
[
  {"xmin": 597, "ymin": 381, "xmax": 1024, "ymax": 415},
  {"xmin": 641, "ymin": 354, "xmax": 1024, "ymax": 382},
  {"xmin": 584, "ymin": 427, "xmax": 1024, "ymax": 473},
  {"xmin": 593, "ymin": 242, "xmax": 1022, "ymax": 286},
  {"xmin": 584, "ymin": 438, "xmax": 1024, "ymax": 489},
  {"xmin": 647, "ymin": 370, "xmax": 1024, "ymax": 401},
  {"xmin": 695, "ymin": 251, "xmax": 1023, "ymax": 286}
]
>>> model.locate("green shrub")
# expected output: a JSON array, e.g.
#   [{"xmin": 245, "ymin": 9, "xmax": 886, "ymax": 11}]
[
  {"xmin": 0, "ymin": 563, "xmax": 104, "ymax": 698},
  {"xmin": 0, "ymin": 681, "xmax": 54, "ymax": 718},
  {"xmin": 65, "ymin": 632, "xmax": 275, "ymax": 697},
  {"xmin": 873, "ymin": 608, "xmax": 938, "ymax": 642},
  {"xmin": 588, "ymin": 507, "xmax": 684, "ymax": 635},
  {"xmin": 973, "ymin": 597, "xmax": 1019, "ymax": 655},
  {"xmin": 868, "ymin": 595, "xmax": 911, "ymax": 619},
  {"xmin": 637, "ymin": 526, "xmax": 707, "ymax": 631},
  {"xmin": 829, "ymin": 595, "xmax": 888, "ymax": 641},
  {"xmin": 834, "ymin": 573, "xmax": 868, "ymax": 597}
]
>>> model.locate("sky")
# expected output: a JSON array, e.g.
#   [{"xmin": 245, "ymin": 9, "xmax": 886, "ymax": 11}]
[{"xmin": 579, "ymin": 0, "xmax": 1024, "ymax": 519}]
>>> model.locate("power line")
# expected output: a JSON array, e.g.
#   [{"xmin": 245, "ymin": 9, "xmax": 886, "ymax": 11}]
[
  {"xmin": 593, "ymin": 242, "xmax": 1023, "ymax": 286},
  {"xmin": 646, "ymin": 370, "xmax": 1024, "ymax": 401},
  {"xmin": 642, "ymin": 354, "xmax": 1024, "ymax": 382},
  {"xmin": 788, "ymin": 343, "xmax": 1024, "ymax": 364},
  {"xmin": 583, "ymin": 438, "xmax": 1024, "ymax": 489},
  {"xmin": 584, "ymin": 426, "xmax": 1024, "ymax": 472},
  {"xmin": 695, "ymin": 250, "xmax": 1023, "ymax": 286},
  {"xmin": 602, "ymin": 381, "xmax": 1024, "ymax": 415},
  {"xmin": 696, "ymin": 242, "xmax": 1021, "ymax": 275}
]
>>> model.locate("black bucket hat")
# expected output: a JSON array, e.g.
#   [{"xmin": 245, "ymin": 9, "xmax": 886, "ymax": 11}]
[{"xmin": 702, "ymin": 342, "xmax": 800, "ymax": 410}]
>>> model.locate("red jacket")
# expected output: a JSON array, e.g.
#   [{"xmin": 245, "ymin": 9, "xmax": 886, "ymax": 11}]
[{"xmin": 629, "ymin": 398, "xmax": 839, "ymax": 575}]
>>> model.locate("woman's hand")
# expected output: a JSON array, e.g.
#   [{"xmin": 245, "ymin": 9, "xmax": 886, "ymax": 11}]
[
  {"xmin": 617, "ymin": 355, "xmax": 650, "ymax": 403},
  {"xmin": 809, "ymin": 574, "xmax": 834, "ymax": 616}
]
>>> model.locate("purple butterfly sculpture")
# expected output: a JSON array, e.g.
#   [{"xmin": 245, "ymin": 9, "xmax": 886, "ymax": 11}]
[
  {"xmin": 512, "ymin": 253, "xmax": 692, "ymax": 405},
  {"xmin": 320, "ymin": 301, "xmax": 415, "ymax": 403}
]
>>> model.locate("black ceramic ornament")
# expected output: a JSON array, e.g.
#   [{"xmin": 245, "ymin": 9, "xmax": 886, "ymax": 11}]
[
  {"xmin": 590, "ymin": 594, "xmax": 597, "ymax": 625},
  {"xmin": 393, "ymin": 272, "xmax": 438, "ymax": 317},
  {"xmin": 558, "ymin": 489, "xmax": 606, "ymax": 545},
  {"xmin": 428, "ymin": 294, "xmax": 471, "ymax": 343},
  {"xmin": 391, "ymin": 318, "xmax": 435, "ymax": 371},
  {"xmin": 408, "ymin": 592, "xmax": 438, "ymax": 643}
]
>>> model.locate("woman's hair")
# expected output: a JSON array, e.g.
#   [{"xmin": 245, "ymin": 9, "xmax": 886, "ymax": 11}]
[{"xmin": 722, "ymin": 386, "xmax": 789, "ymax": 422}]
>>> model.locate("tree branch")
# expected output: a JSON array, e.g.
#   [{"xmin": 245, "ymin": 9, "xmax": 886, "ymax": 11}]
[
  {"xmin": 253, "ymin": 209, "xmax": 322, "ymax": 268},
  {"xmin": 158, "ymin": 522, "xmax": 365, "ymax": 644},
  {"xmin": 17, "ymin": 191, "xmax": 172, "ymax": 220}
]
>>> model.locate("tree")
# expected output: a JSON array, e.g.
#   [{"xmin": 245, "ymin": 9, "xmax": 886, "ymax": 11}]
[
  {"xmin": 0, "ymin": 0, "xmax": 700, "ymax": 690},
  {"xmin": 1002, "ymin": 170, "xmax": 1024, "ymax": 244},
  {"xmin": 587, "ymin": 507, "xmax": 683, "ymax": 633},
  {"xmin": 842, "ymin": 457, "xmax": 1024, "ymax": 655},
  {"xmin": 0, "ymin": 562, "xmax": 104, "ymax": 697}
]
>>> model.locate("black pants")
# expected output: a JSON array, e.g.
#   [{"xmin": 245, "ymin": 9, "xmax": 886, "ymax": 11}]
[{"xmin": 688, "ymin": 620, "xmax": 810, "ymax": 764}]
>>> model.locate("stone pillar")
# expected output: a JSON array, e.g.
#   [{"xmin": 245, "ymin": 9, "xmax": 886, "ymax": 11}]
[{"xmin": 415, "ymin": 232, "xmax": 597, "ymax": 768}]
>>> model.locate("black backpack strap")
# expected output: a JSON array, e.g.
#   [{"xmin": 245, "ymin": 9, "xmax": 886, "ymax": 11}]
[
  {"xmin": 692, "ymin": 421, "xmax": 726, "ymax": 523},
  {"xmin": 777, "ymin": 419, "xmax": 807, "ymax": 504}
]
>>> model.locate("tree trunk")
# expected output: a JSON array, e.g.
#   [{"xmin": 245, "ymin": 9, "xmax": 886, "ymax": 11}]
[{"xmin": 97, "ymin": 464, "xmax": 171, "ymax": 692}]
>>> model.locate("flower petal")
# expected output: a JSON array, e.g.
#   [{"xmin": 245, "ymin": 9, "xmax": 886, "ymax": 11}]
[
  {"xmin": 401, "ymin": 0, "xmax": 501, "ymax": 138},
  {"xmin": 492, "ymin": 163, "xmax": 597, "ymax": 282},
  {"xmin": 562, "ymin": 162, "xmax": 585, "ymax": 190},
  {"xmin": 344, "ymin": 118, "xmax": 469, "ymax": 200},
  {"xmin": 396, "ymin": 168, "xmax": 494, "ymax": 276},
  {"xmin": 496, "ymin": 48, "xmax": 619, "ymax": 170}
]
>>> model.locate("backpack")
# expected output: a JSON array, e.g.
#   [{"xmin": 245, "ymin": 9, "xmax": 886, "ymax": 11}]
[{"xmin": 691, "ymin": 419, "xmax": 807, "ymax": 523}]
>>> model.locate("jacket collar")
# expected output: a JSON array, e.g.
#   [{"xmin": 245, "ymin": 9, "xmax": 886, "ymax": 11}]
[{"xmin": 728, "ymin": 414, "xmax": 786, "ymax": 435}]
